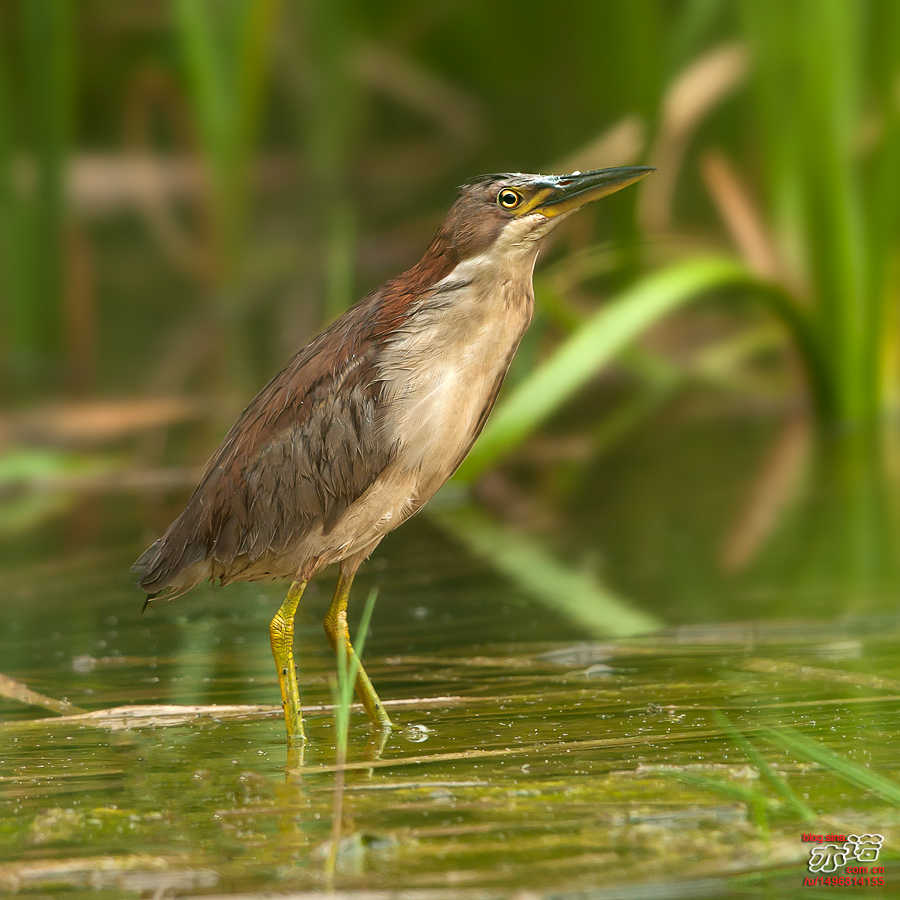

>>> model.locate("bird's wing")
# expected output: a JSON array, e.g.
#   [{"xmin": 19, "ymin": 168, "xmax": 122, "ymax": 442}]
[{"xmin": 133, "ymin": 300, "xmax": 393, "ymax": 596}]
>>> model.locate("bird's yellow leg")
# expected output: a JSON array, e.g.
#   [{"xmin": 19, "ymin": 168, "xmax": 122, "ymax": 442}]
[
  {"xmin": 270, "ymin": 579, "xmax": 307, "ymax": 744},
  {"xmin": 324, "ymin": 568, "xmax": 395, "ymax": 730}
]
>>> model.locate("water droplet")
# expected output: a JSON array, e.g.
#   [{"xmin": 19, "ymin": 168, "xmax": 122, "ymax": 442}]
[{"xmin": 404, "ymin": 724, "xmax": 431, "ymax": 743}]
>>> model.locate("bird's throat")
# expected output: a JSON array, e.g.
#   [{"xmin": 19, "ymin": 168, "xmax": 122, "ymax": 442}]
[{"xmin": 376, "ymin": 251, "xmax": 535, "ymax": 488}]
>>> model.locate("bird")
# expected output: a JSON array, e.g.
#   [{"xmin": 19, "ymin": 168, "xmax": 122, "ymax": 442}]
[{"xmin": 133, "ymin": 165, "xmax": 654, "ymax": 744}]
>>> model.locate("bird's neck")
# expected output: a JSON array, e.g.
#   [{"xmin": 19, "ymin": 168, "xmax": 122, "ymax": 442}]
[
  {"xmin": 373, "ymin": 216, "xmax": 547, "ymax": 343},
  {"xmin": 381, "ymin": 246, "xmax": 537, "ymax": 366}
]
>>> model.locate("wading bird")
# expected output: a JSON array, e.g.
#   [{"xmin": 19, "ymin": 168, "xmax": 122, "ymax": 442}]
[{"xmin": 134, "ymin": 166, "xmax": 653, "ymax": 744}]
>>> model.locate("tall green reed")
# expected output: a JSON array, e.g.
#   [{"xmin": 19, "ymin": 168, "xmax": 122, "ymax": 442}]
[
  {"xmin": 170, "ymin": 0, "xmax": 279, "ymax": 406},
  {"xmin": 0, "ymin": 0, "xmax": 73, "ymax": 399},
  {"xmin": 467, "ymin": 0, "xmax": 900, "ymax": 474},
  {"xmin": 742, "ymin": 0, "xmax": 900, "ymax": 426},
  {"xmin": 171, "ymin": 0, "xmax": 278, "ymax": 288}
]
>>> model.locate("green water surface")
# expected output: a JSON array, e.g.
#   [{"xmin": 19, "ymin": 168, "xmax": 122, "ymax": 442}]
[{"xmin": 1, "ymin": 416, "xmax": 898, "ymax": 898}]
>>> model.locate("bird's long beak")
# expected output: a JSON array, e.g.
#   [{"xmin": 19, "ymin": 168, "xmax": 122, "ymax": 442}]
[{"xmin": 533, "ymin": 166, "xmax": 655, "ymax": 218}]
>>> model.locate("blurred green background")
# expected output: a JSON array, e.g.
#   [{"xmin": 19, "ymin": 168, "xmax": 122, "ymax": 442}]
[
  {"xmin": 2, "ymin": 3, "xmax": 900, "ymax": 894},
  {"xmin": 1, "ymin": 0, "xmax": 899, "ymax": 615}
]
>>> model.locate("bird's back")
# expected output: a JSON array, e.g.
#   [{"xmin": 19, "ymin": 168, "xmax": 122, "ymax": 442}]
[{"xmin": 133, "ymin": 296, "xmax": 394, "ymax": 598}]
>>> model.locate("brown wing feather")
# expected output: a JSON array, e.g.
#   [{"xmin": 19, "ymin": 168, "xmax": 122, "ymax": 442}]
[
  {"xmin": 133, "ymin": 207, "xmax": 463, "ymax": 600},
  {"xmin": 133, "ymin": 296, "xmax": 393, "ymax": 597}
]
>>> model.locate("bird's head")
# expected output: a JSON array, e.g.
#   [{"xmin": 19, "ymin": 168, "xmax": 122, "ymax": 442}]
[{"xmin": 430, "ymin": 166, "xmax": 655, "ymax": 269}]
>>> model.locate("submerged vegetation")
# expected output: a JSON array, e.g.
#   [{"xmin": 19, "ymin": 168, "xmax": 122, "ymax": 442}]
[{"xmin": 2, "ymin": 586, "xmax": 899, "ymax": 892}]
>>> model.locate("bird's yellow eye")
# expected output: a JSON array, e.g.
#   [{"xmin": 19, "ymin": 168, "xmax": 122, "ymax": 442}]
[{"xmin": 497, "ymin": 189, "xmax": 522, "ymax": 210}]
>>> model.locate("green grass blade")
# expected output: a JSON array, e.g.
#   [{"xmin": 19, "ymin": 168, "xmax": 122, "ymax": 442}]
[
  {"xmin": 232, "ymin": 0, "xmax": 279, "ymax": 161},
  {"xmin": 348, "ymin": 587, "xmax": 378, "ymax": 680},
  {"xmin": 0, "ymin": 43, "xmax": 33, "ymax": 392},
  {"xmin": 761, "ymin": 725, "xmax": 900, "ymax": 806},
  {"xmin": 456, "ymin": 257, "xmax": 758, "ymax": 480},
  {"xmin": 172, "ymin": 0, "xmax": 230, "ymax": 177},
  {"xmin": 427, "ymin": 503, "xmax": 660, "ymax": 637},
  {"xmin": 661, "ymin": 769, "xmax": 777, "ymax": 833},
  {"xmin": 742, "ymin": 0, "xmax": 893, "ymax": 424},
  {"xmin": 172, "ymin": 0, "xmax": 232, "ymax": 269},
  {"xmin": 797, "ymin": 2, "xmax": 867, "ymax": 421},
  {"xmin": 286, "ymin": 0, "xmax": 358, "ymax": 320},
  {"xmin": 863, "ymin": 1, "xmax": 900, "ymax": 413},
  {"xmin": 172, "ymin": 0, "xmax": 277, "ymax": 278},
  {"xmin": 663, "ymin": 769, "xmax": 773, "ymax": 805},
  {"xmin": 229, "ymin": 0, "xmax": 279, "ymax": 266},
  {"xmin": 713, "ymin": 713, "xmax": 816, "ymax": 822},
  {"xmin": 331, "ymin": 588, "xmax": 379, "ymax": 749},
  {"xmin": 0, "ymin": 0, "xmax": 73, "ymax": 396},
  {"xmin": 327, "ymin": 586, "xmax": 376, "ymax": 880}
]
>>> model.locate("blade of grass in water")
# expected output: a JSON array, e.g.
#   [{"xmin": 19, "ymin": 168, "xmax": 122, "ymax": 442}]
[
  {"xmin": 761, "ymin": 725, "xmax": 900, "ymax": 807},
  {"xmin": 428, "ymin": 503, "xmax": 660, "ymax": 637},
  {"xmin": 331, "ymin": 588, "xmax": 378, "ymax": 751},
  {"xmin": 661, "ymin": 769, "xmax": 775, "ymax": 835},
  {"xmin": 327, "ymin": 588, "xmax": 379, "ymax": 877},
  {"xmin": 713, "ymin": 712, "xmax": 816, "ymax": 822}
]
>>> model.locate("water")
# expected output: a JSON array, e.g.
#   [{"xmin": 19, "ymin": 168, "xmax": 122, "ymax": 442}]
[{"xmin": 1, "ymin": 415, "xmax": 899, "ymax": 897}]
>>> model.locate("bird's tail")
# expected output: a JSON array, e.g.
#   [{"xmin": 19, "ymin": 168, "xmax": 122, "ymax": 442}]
[{"xmin": 132, "ymin": 517, "xmax": 208, "ymax": 603}]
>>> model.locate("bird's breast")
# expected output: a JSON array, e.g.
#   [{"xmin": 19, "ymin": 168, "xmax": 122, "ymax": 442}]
[{"xmin": 377, "ymin": 260, "xmax": 535, "ymax": 495}]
